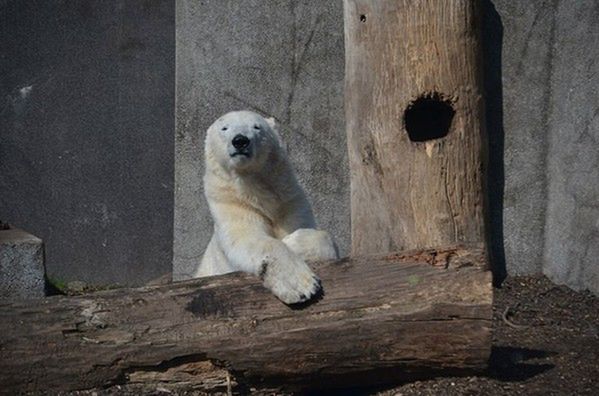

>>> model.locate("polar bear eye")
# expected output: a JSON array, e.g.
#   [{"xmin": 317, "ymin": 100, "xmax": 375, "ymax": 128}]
[
  {"xmin": 221, "ymin": 126, "xmax": 228, "ymax": 131},
  {"xmin": 253, "ymin": 124, "xmax": 261, "ymax": 130}
]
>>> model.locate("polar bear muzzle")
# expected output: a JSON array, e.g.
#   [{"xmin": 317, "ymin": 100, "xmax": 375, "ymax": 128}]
[{"xmin": 231, "ymin": 134, "xmax": 251, "ymax": 157}]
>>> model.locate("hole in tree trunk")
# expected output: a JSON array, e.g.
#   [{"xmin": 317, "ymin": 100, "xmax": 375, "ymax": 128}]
[{"xmin": 404, "ymin": 93, "xmax": 455, "ymax": 142}]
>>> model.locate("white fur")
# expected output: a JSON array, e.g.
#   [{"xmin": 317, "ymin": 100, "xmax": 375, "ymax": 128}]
[{"xmin": 194, "ymin": 110, "xmax": 338, "ymax": 304}]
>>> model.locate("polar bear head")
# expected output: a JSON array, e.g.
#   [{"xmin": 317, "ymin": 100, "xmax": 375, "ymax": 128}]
[{"xmin": 205, "ymin": 110, "xmax": 283, "ymax": 173}]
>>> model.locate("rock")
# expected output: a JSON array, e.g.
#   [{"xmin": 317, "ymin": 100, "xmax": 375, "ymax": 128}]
[{"xmin": 0, "ymin": 227, "xmax": 45, "ymax": 298}]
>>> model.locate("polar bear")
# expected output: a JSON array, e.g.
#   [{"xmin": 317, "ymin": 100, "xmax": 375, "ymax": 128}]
[{"xmin": 193, "ymin": 110, "xmax": 339, "ymax": 304}]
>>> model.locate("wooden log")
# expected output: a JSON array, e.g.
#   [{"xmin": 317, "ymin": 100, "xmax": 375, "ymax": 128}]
[
  {"xmin": 0, "ymin": 245, "xmax": 491, "ymax": 393},
  {"xmin": 344, "ymin": 0, "xmax": 488, "ymax": 255}
]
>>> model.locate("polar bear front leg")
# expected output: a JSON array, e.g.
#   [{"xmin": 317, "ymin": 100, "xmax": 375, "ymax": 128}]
[
  {"xmin": 213, "ymin": 205, "xmax": 321, "ymax": 304},
  {"xmin": 282, "ymin": 229, "xmax": 339, "ymax": 262}
]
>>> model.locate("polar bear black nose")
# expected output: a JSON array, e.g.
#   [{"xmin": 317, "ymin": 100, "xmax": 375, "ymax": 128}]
[{"xmin": 232, "ymin": 134, "xmax": 250, "ymax": 149}]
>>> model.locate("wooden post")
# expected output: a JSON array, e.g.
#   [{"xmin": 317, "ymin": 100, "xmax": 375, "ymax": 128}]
[{"xmin": 344, "ymin": 0, "xmax": 487, "ymax": 255}]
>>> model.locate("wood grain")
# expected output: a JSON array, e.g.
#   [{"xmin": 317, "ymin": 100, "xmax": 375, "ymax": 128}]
[
  {"xmin": 344, "ymin": 0, "xmax": 488, "ymax": 255},
  {"xmin": 0, "ymin": 246, "xmax": 491, "ymax": 393}
]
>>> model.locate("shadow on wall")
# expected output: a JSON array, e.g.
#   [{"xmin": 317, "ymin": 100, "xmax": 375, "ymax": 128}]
[{"xmin": 482, "ymin": 0, "xmax": 507, "ymax": 286}]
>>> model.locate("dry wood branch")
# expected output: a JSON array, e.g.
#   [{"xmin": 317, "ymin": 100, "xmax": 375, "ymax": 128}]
[{"xmin": 0, "ymin": 245, "xmax": 491, "ymax": 393}]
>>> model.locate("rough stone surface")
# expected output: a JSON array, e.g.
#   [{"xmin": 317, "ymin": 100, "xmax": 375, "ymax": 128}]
[
  {"xmin": 0, "ymin": 228, "xmax": 45, "ymax": 298},
  {"xmin": 0, "ymin": 0, "xmax": 175, "ymax": 286},
  {"xmin": 174, "ymin": 0, "xmax": 348, "ymax": 279}
]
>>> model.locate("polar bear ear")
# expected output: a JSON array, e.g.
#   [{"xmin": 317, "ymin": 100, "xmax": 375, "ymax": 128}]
[
  {"xmin": 265, "ymin": 116, "xmax": 288, "ymax": 152},
  {"xmin": 265, "ymin": 116, "xmax": 279, "ymax": 133}
]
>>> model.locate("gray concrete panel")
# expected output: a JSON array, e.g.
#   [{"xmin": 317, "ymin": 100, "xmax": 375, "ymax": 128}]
[
  {"xmin": 174, "ymin": 0, "xmax": 348, "ymax": 279},
  {"xmin": 485, "ymin": 1, "xmax": 556, "ymax": 276},
  {"xmin": 0, "ymin": 0, "xmax": 175, "ymax": 286},
  {"xmin": 543, "ymin": 0, "xmax": 599, "ymax": 293}
]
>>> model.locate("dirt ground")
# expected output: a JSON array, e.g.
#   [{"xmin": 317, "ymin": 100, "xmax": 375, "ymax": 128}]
[
  {"xmin": 67, "ymin": 275, "xmax": 598, "ymax": 396},
  {"xmin": 373, "ymin": 275, "xmax": 599, "ymax": 396}
]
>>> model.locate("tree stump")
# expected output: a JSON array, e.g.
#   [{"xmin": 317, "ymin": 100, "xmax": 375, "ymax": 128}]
[{"xmin": 344, "ymin": 0, "xmax": 488, "ymax": 254}]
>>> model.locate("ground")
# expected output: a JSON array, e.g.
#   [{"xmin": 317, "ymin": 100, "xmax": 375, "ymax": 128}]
[
  {"xmin": 65, "ymin": 275, "xmax": 598, "ymax": 396},
  {"xmin": 374, "ymin": 276, "xmax": 599, "ymax": 396}
]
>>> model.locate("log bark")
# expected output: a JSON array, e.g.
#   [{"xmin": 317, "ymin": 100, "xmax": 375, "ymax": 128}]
[
  {"xmin": 344, "ymin": 0, "xmax": 488, "ymax": 255},
  {"xmin": 0, "ymin": 245, "xmax": 491, "ymax": 393}
]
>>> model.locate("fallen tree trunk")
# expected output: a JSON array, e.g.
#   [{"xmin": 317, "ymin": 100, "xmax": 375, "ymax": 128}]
[{"xmin": 0, "ymin": 245, "xmax": 491, "ymax": 393}]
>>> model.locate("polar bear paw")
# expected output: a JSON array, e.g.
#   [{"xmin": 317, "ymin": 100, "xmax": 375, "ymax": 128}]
[{"xmin": 260, "ymin": 257, "xmax": 322, "ymax": 305}]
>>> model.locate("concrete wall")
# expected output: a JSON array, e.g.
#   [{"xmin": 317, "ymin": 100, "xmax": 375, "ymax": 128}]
[
  {"xmin": 2, "ymin": 0, "xmax": 596, "ymax": 294},
  {"xmin": 0, "ymin": 0, "xmax": 175, "ymax": 287},
  {"xmin": 174, "ymin": 0, "xmax": 348, "ymax": 279},
  {"xmin": 484, "ymin": 0, "xmax": 599, "ymax": 293},
  {"xmin": 541, "ymin": 0, "xmax": 599, "ymax": 292},
  {"xmin": 175, "ymin": 0, "xmax": 599, "ymax": 295}
]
